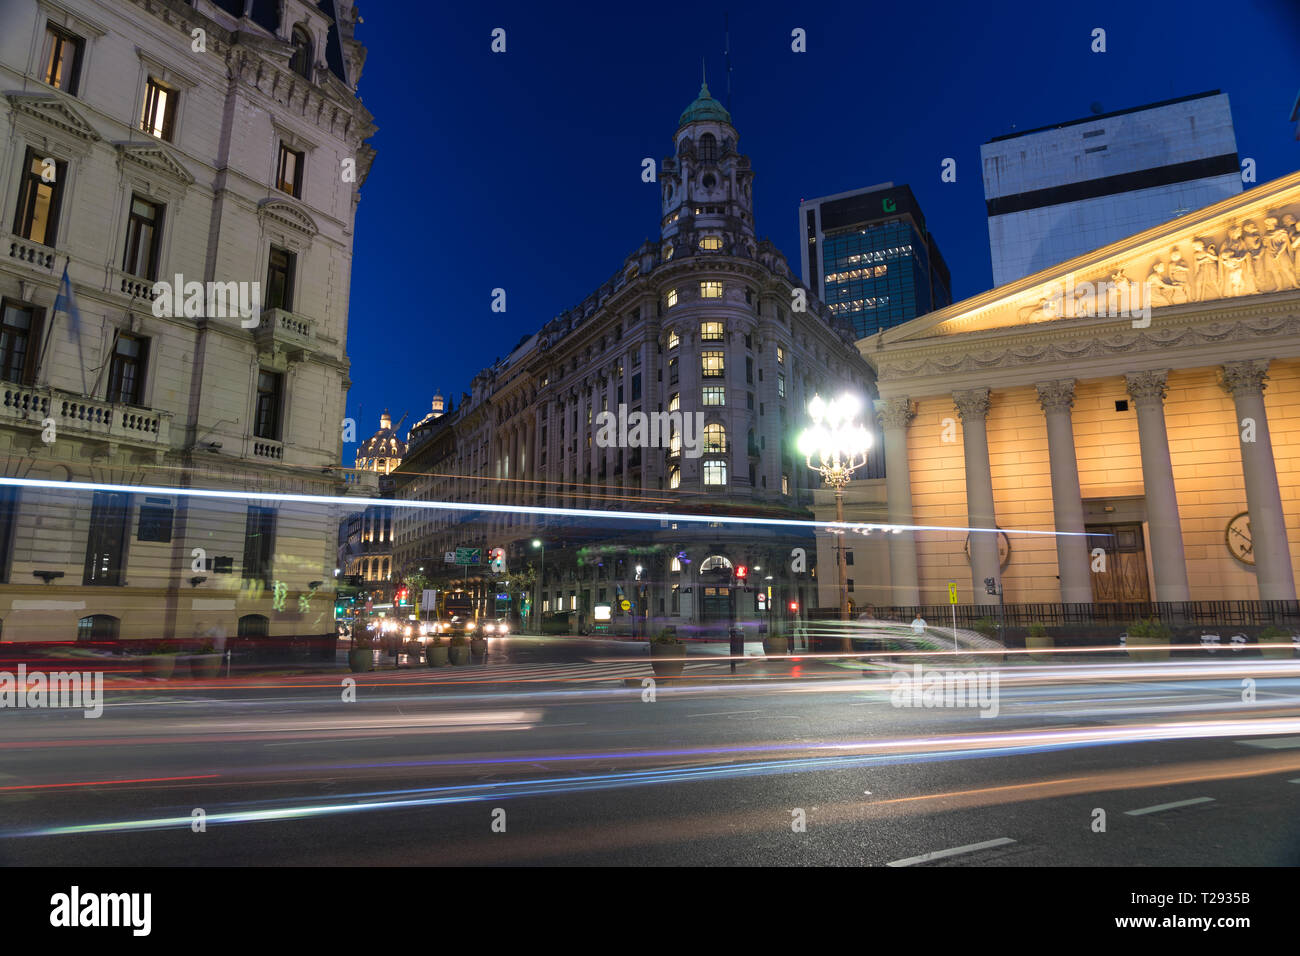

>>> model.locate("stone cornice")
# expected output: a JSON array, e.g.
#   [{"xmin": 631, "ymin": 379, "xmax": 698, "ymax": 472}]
[
  {"xmin": 115, "ymin": 141, "xmax": 195, "ymax": 184},
  {"xmin": 5, "ymin": 91, "xmax": 101, "ymax": 142},
  {"xmin": 872, "ymin": 297, "xmax": 1300, "ymax": 397},
  {"xmin": 257, "ymin": 198, "xmax": 318, "ymax": 236}
]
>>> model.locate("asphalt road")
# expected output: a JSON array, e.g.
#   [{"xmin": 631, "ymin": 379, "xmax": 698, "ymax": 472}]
[{"xmin": 2, "ymin": 637, "xmax": 1298, "ymax": 866}]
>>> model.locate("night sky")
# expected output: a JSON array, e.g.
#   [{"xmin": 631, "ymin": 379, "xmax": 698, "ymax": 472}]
[{"xmin": 342, "ymin": 0, "xmax": 1299, "ymax": 453}]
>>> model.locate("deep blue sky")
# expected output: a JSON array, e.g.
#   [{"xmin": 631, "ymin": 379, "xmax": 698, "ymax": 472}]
[{"xmin": 342, "ymin": 0, "xmax": 1299, "ymax": 451}]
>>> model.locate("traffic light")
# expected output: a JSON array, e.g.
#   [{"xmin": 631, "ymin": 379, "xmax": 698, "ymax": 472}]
[
  {"xmin": 489, "ymin": 547, "xmax": 507, "ymax": 573},
  {"xmin": 735, "ymin": 565, "xmax": 748, "ymax": 581},
  {"xmin": 396, "ymin": 586, "xmax": 409, "ymax": 606},
  {"xmin": 788, "ymin": 600, "xmax": 799, "ymax": 614}
]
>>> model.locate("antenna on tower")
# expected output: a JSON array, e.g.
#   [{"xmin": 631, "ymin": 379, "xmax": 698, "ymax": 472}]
[{"xmin": 724, "ymin": 12, "xmax": 732, "ymax": 110}]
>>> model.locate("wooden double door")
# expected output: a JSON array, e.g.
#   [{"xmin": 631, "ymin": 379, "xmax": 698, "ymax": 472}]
[{"xmin": 1086, "ymin": 523, "xmax": 1151, "ymax": 602}]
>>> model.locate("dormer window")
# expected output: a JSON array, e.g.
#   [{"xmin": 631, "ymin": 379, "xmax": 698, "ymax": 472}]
[{"xmin": 290, "ymin": 26, "xmax": 313, "ymax": 79}]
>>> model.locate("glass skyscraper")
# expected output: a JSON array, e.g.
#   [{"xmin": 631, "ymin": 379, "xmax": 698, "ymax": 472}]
[{"xmin": 799, "ymin": 183, "xmax": 952, "ymax": 340}]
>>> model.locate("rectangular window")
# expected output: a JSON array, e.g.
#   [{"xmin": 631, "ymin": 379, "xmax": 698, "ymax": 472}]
[
  {"xmin": 745, "ymin": 356, "xmax": 754, "ymax": 384},
  {"xmin": 669, "ymin": 356, "xmax": 679, "ymax": 385},
  {"xmin": 106, "ymin": 333, "xmax": 148, "ymax": 405},
  {"xmin": 700, "ymin": 281, "xmax": 722, "ymax": 299},
  {"xmin": 254, "ymin": 370, "xmax": 283, "ymax": 440},
  {"xmin": 0, "ymin": 486, "xmax": 18, "ymax": 584},
  {"xmin": 777, "ymin": 345, "xmax": 785, "ymax": 365},
  {"xmin": 122, "ymin": 195, "xmax": 163, "ymax": 280},
  {"xmin": 666, "ymin": 289, "xmax": 678, "ymax": 308},
  {"xmin": 0, "ymin": 301, "xmax": 41, "ymax": 385},
  {"xmin": 631, "ymin": 373, "xmax": 641, "ymax": 402},
  {"xmin": 276, "ymin": 143, "xmax": 304, "ymax": 197},
  {"xmin": 747, "ymin": 392, "xmax": 754, "ymax": 410},
  {"xmin": 781, "ymin": 473, "xmax": 790, "ymax": 495},
  {"xmin": 242, "ymin": 506, "xmax": 276, "ymax": 586},
  {"xmin": 703, "ymin": 460, "xmax": 727, "ymax": 486},
  {"xmin": 667, "ymin": 330, "xmax": 680, "ymax": 349},
  {"xmin": 702, "ymin": 385, "xmax": 725, "ymax": 406},
  {"xmin": 13, "ymin": 147, "xmax": 66, "ymax": 246},
  {"xmin": 140, "ymin": 77, "xmax": 176, "ymax": 141},
  {"xmin": 701, "ymin": 351, "xmax": 725, "ymax": 377},
  {"xmin": 777, "ymin": 372, "xmax": 786, "ymax": 399},
  {"xmin": 83, "ymin": 491, "xmax": 130, "ymax": 586},
  {"xmin": 265, "ymin": 247, "xmax": 296, "ymax": 312},
  {"xmin": 701, "ymin": 321, "xmax": 724, "ymax": 341},
  {"xmin": 42, "ymin": 24, "xmax": 84, "ymax": 94},
  {"xmin": 137, "ymin": 496, "xmax": 173, "ymax": 542}
]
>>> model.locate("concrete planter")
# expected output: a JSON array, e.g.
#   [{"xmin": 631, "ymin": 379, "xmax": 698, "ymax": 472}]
[
  {"xmin": 449, "ymin": 644, "xmax": 471, "ymax": 666},
  {"xmin": 142, "ymin": 655, "xmax": 176, "ymax": 680},
  {"xmin": 348, "ymin": 648, "xmax": 373, "ymax": 672},
  {"xmin": 763, "ymin": 636, "xmax": 789, "ymax": 656},
  {"xmin": 649, "ymin": 641, "xmax": 685, "ymax": 677},
  {"xmin": 426, "ymin": 644, "xmax": 450, "ymax": 667},
  {"xmin": 1127, "ymin": 634, "xmax": 1170, "ymax": 661},
  {"xmin": 1026, "ymin": 634, "xmax": 1053, "ymax": 662},
  {"xmin": 189, "ymin": 654, "xmax": 222, "ymax": 679},
  {"xmin": 470, "ymin": 637, "xmax": 488, "ymax": 657}
]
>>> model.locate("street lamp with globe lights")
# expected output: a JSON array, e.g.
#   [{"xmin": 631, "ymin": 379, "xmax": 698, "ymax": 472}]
[
  {"xmin": 531, "ymin": 539, "xmax": 544, "ymax": 634},
  {"xmin": 798, "ymin": 393, "xmax": 874, "ymax": 638}
]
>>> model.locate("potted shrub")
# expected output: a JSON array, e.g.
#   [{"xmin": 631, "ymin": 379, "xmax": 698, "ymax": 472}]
[
  {"xmin": 348, "ymin": 633, "xmax": 374, "ymax": 673},
  {"xmin": 469, "ymin": 630, "xmax": 488, "ymax": 657},
  {"xmin": 649, "ymin": 628, "xmax": 685, "ymax": 678},
  {"xmin": 1257, "ymin": 625, "xmax": 1295, "ymax": 660},
  {"xmin": 1026, "ymin": 621, "xmax": 1053, "ymax": 662},
  {"xmin": 448, "ymin": 634, "xmax": 471, "ymax": 666},
  {"xmin": 973, "ymin": 616, "xmax": 998, "ymax": 641},
  {"xmin": 1127, "ymin": 616, "xmax": 1172, "ymax": 661},
  {"xmin": 425, "ymin": 637, "xmax": 450, "ymax": 667},
  {"xmin": 190, "ymin": 639, "xmax": 222, "ymax": 679},
  {"xmin": 763, "ymin": 629, "xmax": 789, "ymax": 656},
  {"xmin": 142, "ymin": 640, "xmax": 178, "ymax": 680}
]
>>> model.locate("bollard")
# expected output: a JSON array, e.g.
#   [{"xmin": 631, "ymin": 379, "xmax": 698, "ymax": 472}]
[{"xmin": 729, "ymin": 626, "xmax": 743, "ymax": 674}]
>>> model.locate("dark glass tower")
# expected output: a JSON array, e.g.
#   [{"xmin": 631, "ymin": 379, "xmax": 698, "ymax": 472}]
[{"xmin": 800, "ymin": 183, "xmax": 952, "ymax": 339}]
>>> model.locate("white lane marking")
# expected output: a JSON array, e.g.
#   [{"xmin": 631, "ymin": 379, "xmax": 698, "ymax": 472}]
[
  {"xmin": 263, "ymin": 737, "xmax": 376, "ymax": 747},
  {"xmin": 887, "ymin": 837, "xmax": 1016, "ymax": 867},
  {"xmin": 1124, "ymin": 796, "xmax": 1215, "ymax": 816},
  {"xmin": 1236, "ymin": 736, "xmax": 1300, "ymax": 749},
  {"xmin": 685, "ymin": 710, "xmax": 762, "ymax": 718},
  {"xmin": 1289, "ymin": 779, "xmax": 1300, "ymax": 785}
]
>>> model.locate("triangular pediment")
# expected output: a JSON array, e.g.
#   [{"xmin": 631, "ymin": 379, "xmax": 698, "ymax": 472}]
[
  {"xmin": 258, "ymin": 198, "xmax": 318, "ymax": 236},
  {"xmin": 4, "ymin": 91, "xmax": 100, "ymax": 141},
  {"xmin": 115, "ymin": 141, "xmax": 195, "ymax": 184},
  {"xmin": 878, "ymin": 169, "xmax": 1300, "ymax": 346}
]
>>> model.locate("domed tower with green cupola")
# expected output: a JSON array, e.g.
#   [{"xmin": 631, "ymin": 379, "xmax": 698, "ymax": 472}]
[{"xmin": 658, "ymin": 79, "xmax": 757, "ymax": 260}]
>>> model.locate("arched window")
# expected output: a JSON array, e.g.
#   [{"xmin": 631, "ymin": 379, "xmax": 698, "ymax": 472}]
[
  {"xmin": 703, "ymin": 423, "xmax": 726, "ymax": 454},
  {"xmin": 698, "ymin": 133, "xmax": 717, "ymax": 162},
  {"xmin": 700, "ymin": 554, "xmax": 732, "ymax": 572},
  {"xmin": 671, "ymin": 556, "xmax": 682, "ymax": 572},
  {"xmin": 238, "ymin": 614, "xmax": 269, "ymax": 638},
  {"xmin": 289, "ymin": 26, "xmax": 313, "ymax": 79},
  {"xmin": 77, "ymin": 614, "xmax": 119, "ymax": 642}
]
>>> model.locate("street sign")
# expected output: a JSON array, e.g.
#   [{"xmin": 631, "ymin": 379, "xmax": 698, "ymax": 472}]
[
  {"xmin": 454, "ymin": 547, "xmax": 481, "ymax": 565},
  {"xmin": 619, "ymin": 599, "xmax": 631, "ymax": 611},
  {"xmin": 948, "ymin": 582, "xmax": 959, "ymax": 604},
  {"xmin": 444, "ymin": 552, "xmax": 455, "ymax": 563},
  {"xmin": 421, "ymin": 589, "xmax": 437, "ymax": 611}
]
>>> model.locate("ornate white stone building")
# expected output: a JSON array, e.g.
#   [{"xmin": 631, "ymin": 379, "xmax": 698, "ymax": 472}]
[
  {"xmin": 829, "ymin": 170, "xmax": 1300, "ymax": 615},
  {"xmin": 0, "ymin": 0, "xmax": 376, "ymax": 642},
  {"xmin": 393, "ymin": 84, "xmax": 874, "ymax": 634}
]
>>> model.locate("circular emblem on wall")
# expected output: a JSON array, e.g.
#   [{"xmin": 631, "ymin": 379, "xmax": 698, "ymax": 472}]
[
  {"xmin": 1225, "ymin": 511, "xmax": 1254, "ymax": 565},
  {"xmin": 964, "ymin": 529, "xmax": 1011, "ymax": 569}
]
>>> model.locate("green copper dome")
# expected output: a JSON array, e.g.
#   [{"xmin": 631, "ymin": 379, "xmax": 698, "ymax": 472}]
[{"xmin": 678, "ymin": 81, "xmax": 732, "ymax": 127}]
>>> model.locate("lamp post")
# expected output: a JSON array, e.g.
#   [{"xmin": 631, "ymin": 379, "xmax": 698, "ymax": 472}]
[
  {"xmin": 798, "ymin": 393, "xmax": 873, "ymax": 650},
  {"xmin": 531, "ymin": 539, "xmax": 544, "ymax": 635}
]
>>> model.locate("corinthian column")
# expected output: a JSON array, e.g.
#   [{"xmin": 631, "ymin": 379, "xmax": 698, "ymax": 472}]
[
  {"xmin": 1036, "ymin": 380, "xmax": 1092, "ymax": 603},
  {"xmin": 876, "ymin": 397, "xmax": 919, "ymax": 605},
  {"xmin": 1125, "ymin": 370, "xmax": 1190, "ymax": 601},
  {"xmin": 954, "ymin": 387, "xmax": 1000, "ymax": 605},
  {"xmin": 1220, "ymin": 360, "xmax": 1297, "ymax": 600}
]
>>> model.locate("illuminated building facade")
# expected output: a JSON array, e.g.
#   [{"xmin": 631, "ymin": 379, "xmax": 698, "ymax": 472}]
[
  {"xmin": 393, "ymin": 83, "xmax": 873, "ymax": 634},
  {"xmin": 0, "ymin": 0, "xmax": 376, "ymax": 642},
  {"xmin": 822, "ymin": 172, "xmax": 1300, "ymax": 616}
]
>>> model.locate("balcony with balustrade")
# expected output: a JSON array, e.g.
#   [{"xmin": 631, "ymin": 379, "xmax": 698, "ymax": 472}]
[
  {"xmin": 0, "ymin": 381, "xmax": 172, "ymax": 454},
  {"xmin": 253, "ymin": 308, "xmax": 317, "ymax": 360}
]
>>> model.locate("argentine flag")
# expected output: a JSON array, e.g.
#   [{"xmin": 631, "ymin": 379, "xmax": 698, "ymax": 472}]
[{"xmin": 53, "ymin": 264, "xmax": 88, "ymax": 393}]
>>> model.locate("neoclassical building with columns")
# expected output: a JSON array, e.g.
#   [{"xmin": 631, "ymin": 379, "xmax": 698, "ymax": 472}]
[{"xmin": 830, "ymin": 169, "xmax": 1300, "ymax": 613}]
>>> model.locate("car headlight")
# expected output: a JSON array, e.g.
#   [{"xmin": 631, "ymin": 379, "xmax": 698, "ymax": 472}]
[
  {"xmin": 484, "ymin": 623, "xmax": 495, "ymax": 633},
  {"xmin": 499, "ymin": 624, "xmax": 509, "ymax": 634}
]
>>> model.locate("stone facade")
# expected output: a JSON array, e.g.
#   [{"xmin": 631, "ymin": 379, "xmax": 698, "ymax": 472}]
[
  {"xmin": 834, "ymin": 170, "xmax": 1300, "ymax": 610},
  {"xmin": 0, "ymin": 0, "xmax": 376, "ymax": 641},
  {"xmin": 392, "ymin": 85, "xmax": 874, "ymax": 633}
]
